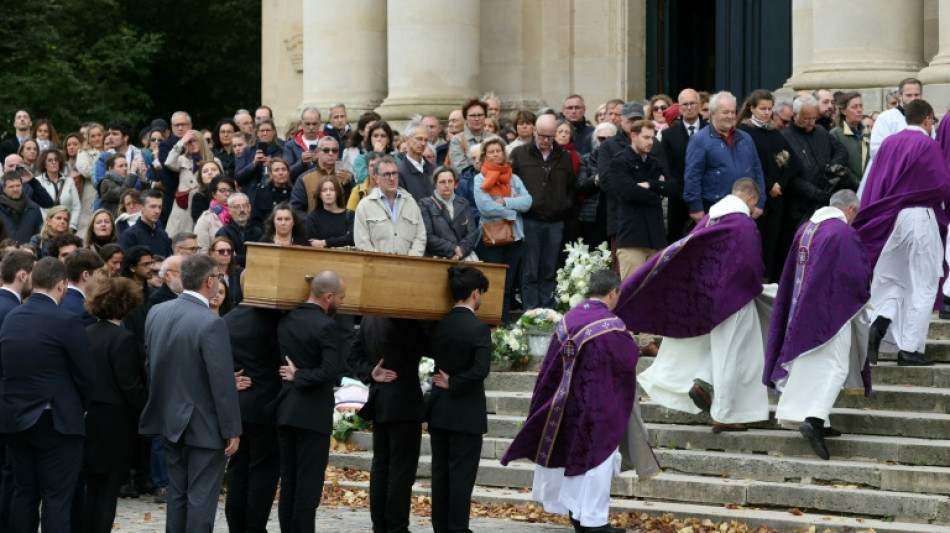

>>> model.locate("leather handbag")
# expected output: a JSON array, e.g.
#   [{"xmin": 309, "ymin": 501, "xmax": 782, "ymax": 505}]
[
  {"xmin": 174, "ymin": 188, "xmax": 193, "ymax": 209},
  {"xmin": 481, "ymin": 219, "xmax": 515, "ymax": 247}
]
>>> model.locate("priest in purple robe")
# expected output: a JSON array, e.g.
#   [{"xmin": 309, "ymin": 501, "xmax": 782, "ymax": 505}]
[
  {"xmin": 500, "ymin": 269, "xmax": 659, "ymax": 533},
  {"xmin": 763, "ymin": 190, "xmax": 872, "ymax": 460},
  {"xmin": 614, "ymin": 178, "xmax": 772, "ymax": 433},
  {"xmin": 854, "ymin": 99, "xmax": 950, "ymax": 367}
]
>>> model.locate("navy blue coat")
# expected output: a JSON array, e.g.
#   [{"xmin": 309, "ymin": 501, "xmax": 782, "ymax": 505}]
[
  {"xmin": 62, "ymin": 287, "xmax": 96, "ymax": 327},
  {"xmin": 234, "ymin": 141, "xmax": 283, "ymax": 205},
  {"xmin": 0, "ymin": 289, "xmax": 20, "ymax": 324},
  {"xmin": 215, "ymin": 220, "xmax": 262, "ymax": 268},
  {"xmin": 119, "ymin": 219, "xmax": 172, "ymax": 257},
  {"xmin": 0, "ymin": 293, "xmax": 95, "ymax": 435},
  {"xmin": 0, "ymin": 197, "xmax": 43, "ymax": 244}
]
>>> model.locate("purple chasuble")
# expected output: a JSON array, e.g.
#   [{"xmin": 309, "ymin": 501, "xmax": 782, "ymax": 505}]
[
  {"xmin": 500, "ymin": 299, "xmax": 643, "ymax": 476},
  {"xmin": 854, "ymin": 128, "xmax": 950, "ymax": 268},
  {"xmin": 763, "ymin": 216, "xmax": 873, "ymax": 395},
  {"xmin": 613, "ymin": 212, "xmax": 764, "ymax": 338}
]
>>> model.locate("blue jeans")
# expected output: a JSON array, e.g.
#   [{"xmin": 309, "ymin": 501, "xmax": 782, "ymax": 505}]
[
  {"xmin": 151, "ymin": 436, "xmax": 169, "ymax": 488},
  {"xmin": 477, "ymin": 240, "xmax": 523, "ymax": 324},
  {"xmin": 521, "ymin": 218, "xmax": 563, "ymax": 310}
]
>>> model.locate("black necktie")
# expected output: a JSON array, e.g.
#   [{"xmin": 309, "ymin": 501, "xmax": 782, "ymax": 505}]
[{"xmin": 688, "ymin": 125, "xmax": 695, "ymax": 137}]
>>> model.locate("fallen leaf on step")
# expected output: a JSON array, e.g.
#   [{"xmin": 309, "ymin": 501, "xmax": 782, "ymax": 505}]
[
  {"xmin": 143, "ymin": 512, "xmax": 151, "ymax": 522},
  {"xmin": 788, "ymin": 508, "xmax": 804, "ymax": 515}
]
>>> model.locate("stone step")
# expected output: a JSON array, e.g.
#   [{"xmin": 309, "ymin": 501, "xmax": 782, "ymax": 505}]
[
  {"xmin": 881, "ymin": 339, "xmax": 950, "ymax": 362},
  {"xmin": 327, "ymin": 452, "xmax": 950, "ymax": 523},
  {"xmin": 485, "ymin": 385, "xmax": 950, "ymax": 416},
  {"xmin": 347, "ymin": 432, "xmax": 950, "ymax": 495},
  {"xmin": 928, "ymin": 317, "xmax": 950, "ymax": 339},
  {"xmin": 638, "ymin": 402, "xmax": 950, "ymax": 441},
  {"xmin": 485, "ymin": 361, "xmax": 950, "ymax": 393},
  {"xmin": 330, "ymin": 479, "xmax": 950, "ymax": 533}
]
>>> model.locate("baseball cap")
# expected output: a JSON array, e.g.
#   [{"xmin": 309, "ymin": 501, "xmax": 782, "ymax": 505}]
[{"xmin": 621, "ymin": 102, "xmax": 644, "ymax": 119}]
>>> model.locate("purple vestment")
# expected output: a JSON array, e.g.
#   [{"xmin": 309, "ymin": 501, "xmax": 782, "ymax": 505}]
[
  {"xmin": 763, "ymin": 216, "xmax": 873, "ymax": 395},
  {"xmin": 854, "ymin": 128, "xmax": 950, "ymax": 268},
  {"xmin": 613, "ymin": 212, "xmax": 764, "ymax": 338},
  {"xmin": 500, "ymin": 299, "xmax": 651, "ymax": 477}
]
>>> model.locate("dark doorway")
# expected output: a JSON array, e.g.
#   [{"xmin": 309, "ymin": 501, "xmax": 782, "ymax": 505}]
[{"xmin": 646, "ymin": 0, "xmax": 792, "ymax": 99}]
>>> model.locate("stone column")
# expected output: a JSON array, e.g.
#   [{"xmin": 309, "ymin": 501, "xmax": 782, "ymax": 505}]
[
  {"xmin": 300, "ymin": 0, "xmax": 387, "ymax": 120},
  {"xmin": 261, "ymin": 0, "xmax": 303, "ymax": 134},
  {"xmin": 791, "ymin": 0, "xmax": 924, "ymax": 89},
  {"xmin": 376, "ymin": 0, "xmax": 481, "ymax": 120},
  {"xmin": 920, "ymin": 0, "xmax": 950, "ymax": 112},
  {"xmin": 782, "ymin": 0, "xmax": 813, "ymax": 88}
]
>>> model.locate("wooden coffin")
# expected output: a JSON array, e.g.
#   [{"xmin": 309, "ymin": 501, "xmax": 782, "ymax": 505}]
[{"xmin": 242, "ymin": 243, "xmax": 508, "ymax": 324}]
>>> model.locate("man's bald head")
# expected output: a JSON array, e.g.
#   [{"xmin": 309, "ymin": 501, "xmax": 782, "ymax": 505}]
[
  {"xmin": 677, "ymin": 88, "xmax": 700, "ymax": 122},
  {"xmin": 535, "ymin": 114, "xmax": 558, "ymax": 152},
  {"xmin": 3, "ymin": 154, "xmax": 22, "ymax": 173}
]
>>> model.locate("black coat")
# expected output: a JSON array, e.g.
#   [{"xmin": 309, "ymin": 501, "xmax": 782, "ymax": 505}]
[
  {"xmin": 347, "ymin": 317, "xmax": 429, "ymax": 423},
  {"xmin": 509, "ymin": 142, "xmax": 576, "ymax": 221},
  {"xmin": 225, "ymin": 306, "xmax": 283, "ymax": 424},
  {"xmin": 397, "ymin": 156, "xmax": 435, "ymax": 201},
  {"xmin": 216, "ymin": 220, "xmax": 263, "ymax": 268},
  {"xmin": 275, "ymin": 303, "xmax": 341, "ymax": 434},
  {"xmin": 417, "ymin": 195, "xmax": 479, "ymax": 259},
  {"xmin": 251, "ymin": 183, "xmax": 292, "ymax": 227},
  {"xmin": 425, "ymin": 307, "xmax": 491, "ymax": 435},
  {"xmin": 603, "ymin": 147, "xmax": 670, "ymax": 250},
  {"xmin": 781, "ymin": 123, "xmax": 851, "ymax": 222},
  {"xmin": 83, "ymin": 321, "xmax": 147, "ymax": 473},
  {"xmin": 234, "ymin": 141, "xmax": 283, "ymax": 205},
  {"xmin": 661, "ymin": 119, "xmax": 707, "ymax": 241},
  {"xmin": 598, "ymin": 130, "xmax": 671, "ymax": 236}
]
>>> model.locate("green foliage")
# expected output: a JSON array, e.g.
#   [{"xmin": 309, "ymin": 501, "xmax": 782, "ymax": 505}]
[{"xmin": 0, "ymin": 0, "xmax": 261, "ymax": 135}]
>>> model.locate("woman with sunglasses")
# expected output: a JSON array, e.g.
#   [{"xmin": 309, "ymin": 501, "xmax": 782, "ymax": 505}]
[
  {"xmin": 165, "ymin": 129, "xmax": 217, "ymax": 236},
  {"xmin": 194, "ymin": 177, "xmax": 237, "ymax": 253},
  {"xmin": 650, "ymin": 94, "xmax": 674, "ymax": 134},
  {"xmin": 208, "ymin": 236, "xmax": 243, "ymax": 307}
]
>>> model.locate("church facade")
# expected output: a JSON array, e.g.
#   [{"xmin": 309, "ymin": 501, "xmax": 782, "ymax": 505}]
[{"xmin": 262, "ymin": 0, "xmax": 950, "ymax": 130}]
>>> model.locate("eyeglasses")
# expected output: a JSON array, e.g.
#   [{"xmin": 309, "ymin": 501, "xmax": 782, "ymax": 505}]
[
  {"xmin": 216, "ymin": 188, "xmax": 234, "ymax": 194},
  {"xmin": 680, "ymin": 102, "xmax": 699, "ymax": 107},
  {"xmin": 187, "ymin": 139, "xmax": 200, "ymax": 145},
  {"xmin": 564, "ymin": 105, "xmax": 584, "ymax": 111},
  {"xmin": 654, "ymin": 105, "xmax": 669, "ymax": 111},
  {"xmin": 176, "ymin": 246, "xmax": 200, "ymax": 253},
  {"xmin": 321, "ymin": 148, "xmax": 339, "ymax": 154},
  {"xmin": 597, "ymin": 136, "xmax": 608, "ymax": 141},
  {"xmin": 378, "ymin": 171, "xmax": 399, "ymax": 179},
  {"xmin": 467, "ymin": 113, "xmax": 485, "ymax": 119},
  {"xmin": 230, "ymin": 203, "xmax": 250, "ymax": 210},
  {"xmin": 214, "ymin": 249, "xmax": 233, "ymax": 255},
  {"xmin": 150, "ymin": 137, "xmax": 163, "ymax": 142},
  {"xmin": 536, "ymin": 133, "xmax": 555, "ymax": 140},
  {"xmin": 172, "ymin": 122, "xmax": 189, "ymax": 128},
  {"xmin": 137, "ymin": 260, "xmax": 154, "ymax": 268}
]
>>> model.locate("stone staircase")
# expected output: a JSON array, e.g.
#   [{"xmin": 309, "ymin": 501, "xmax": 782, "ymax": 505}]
[{"xmin": 328, "ymin": 318, "xmax": 950, "ymax": 532}]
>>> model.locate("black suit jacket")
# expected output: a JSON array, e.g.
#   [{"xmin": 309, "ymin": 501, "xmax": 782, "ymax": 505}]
[
  {"xmin": 0, "ymin": 293, "xmax": 95, "ymax": 435},
  {"xmin": 86, "ymin": 321, "xmax": 147, "ymax": 413},
  {"xmin": 660, "ymin": 119, "xmax": 706, "ymax": 240},
  {"xmin": 225, "ymin": 305, "xmax": 283, "ymax": 425},
  {"xmin": 425, "ymin": 307, "xmax": 491, "ymax": 435},
  {"xmin": 146, "ymin": 283, "xmax": 178, "ymax": 315},
  {"xmin": 0, "ymin": 288, "xmax": 21, "ymax": 324},
  {"xmin": 62, "ymin": 286, "xmax": 96, "ymax": 327},
  {"xmin": 276, "ymin": 303, "xmax": 341, "ymax": 434},
  {"xmin": 348, "ymin": 317, "xmax": 428, "ymax": 423}
]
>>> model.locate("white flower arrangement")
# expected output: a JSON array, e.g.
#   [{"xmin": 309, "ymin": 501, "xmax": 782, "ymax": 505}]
[
  {"xmin": 491, "ymin": 325, "xmax": 529, "ymax": 370},
  {"xmin": 418, "ymin": 356, "xmax": 435, "ymax": 382},
  {"xmin": 518, "ymin": 308, "xmax": 564, "ymax": 332},
  {"xmin": 555, "ymin": 239, "xmax": 613, "ymax": 312}
]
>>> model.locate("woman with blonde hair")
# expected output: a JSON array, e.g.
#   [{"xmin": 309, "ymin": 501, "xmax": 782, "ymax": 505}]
[
  {"xmin": 164, "ymin": 129, "xmax": 217, "ymax": 236},
  {"xmin": 76, "ymin": 123, "xmax": 106, "ymax": 179},
  {"xmin": 29, "ymin": 205, "xmax": 71, "ymax": 258},
  {"xmin": 85, "ymin": 208, "xmax": 119, "ymax": 253}
]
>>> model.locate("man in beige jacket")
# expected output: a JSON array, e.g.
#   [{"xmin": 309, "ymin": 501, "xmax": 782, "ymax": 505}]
[{"xmin": 354, "ymin": 156, "xmax": 427, "ymax": 256}]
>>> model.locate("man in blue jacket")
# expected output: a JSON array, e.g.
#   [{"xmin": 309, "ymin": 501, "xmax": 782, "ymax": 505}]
[{"xmin": 684, "ymin": 91, "xmax": 766, "ymax": 222}]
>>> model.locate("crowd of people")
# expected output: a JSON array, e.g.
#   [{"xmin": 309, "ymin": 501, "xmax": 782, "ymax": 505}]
[{"xmin": 0, "ymin": 78, "xmax": 942, "ymax": 533}]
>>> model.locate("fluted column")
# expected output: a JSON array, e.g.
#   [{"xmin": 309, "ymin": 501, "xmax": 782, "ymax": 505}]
[
  {"xmin": 375, "ymin": 0, "xmax": 481, "ymax": 120},
  {"xmin": 300, "ymin": 0, "xmax": 387, "ymax": 120},
  {"xmin": 791, "ymin": 0, "xmax": 924, "ymax": 89}
]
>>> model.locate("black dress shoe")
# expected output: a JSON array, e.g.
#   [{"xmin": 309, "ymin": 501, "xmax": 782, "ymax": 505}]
[
  {"xmin": 822, "ymin": 426, "xmax": 842, "ymax": 438},
  {"xmin": 688, "ymin": 380, "xmax": 712, "ymax": 413},
  {"xmin": 117, "ymin": 484, "xmax": 139, "ymax": 498},
  {"xmin": 569, "ymin": 512, "xmax": 584, "ymax": 533},
  {"xmin": 940, "ymin": 296, "xmax": 950, "ymax": 320},
  {"xmin": 898, "ymin": 350, "xmax": 935, "ymax": 366},
  {"xmin": 867, "ymin": 317, "xmax": 891, "ymax": 365},
  {"xmin": 799, "ymin": 421, "xmax": 830, "ymax": 460}
]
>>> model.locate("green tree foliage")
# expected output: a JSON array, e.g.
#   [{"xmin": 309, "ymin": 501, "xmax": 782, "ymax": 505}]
[{"xmin": 0, "ymin": 0, "xmax": 261, "ymax": 137}]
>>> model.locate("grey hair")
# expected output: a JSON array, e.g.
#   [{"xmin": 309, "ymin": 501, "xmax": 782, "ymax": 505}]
[
  {"xmin": 886, "ymin": 89, "xmax": 900, "ymax": 100},
  {"xmin": 588, "ymin": 269, "xmax": 621, "ymax": 298},
  {"xmin": 316, "ymin": 135, "xmax": 338, "ymax": 149},
  {"xmin": 731, "ymin": 177, "xmax": 761, "ymax": 200},
  {"xmin": 708, "ymin": 91, "xmax": 736, "ymax": 114},
  {"xmin": 159, "ymin": 255, "xmax": 181, "ymax": 278},
  {"xmin": 328, "ymin": 102, "xmax": 346, "ymax": 112},
  {"xmin": 180, "ymin": 254, "xmax": 216, "ymax": 292},
  {"xmin": 310, "ymin": 270, "xmax": 343, "ymax": 298},
  {"xmin": 482, "ymin": 91, "xmax": 499, "ymax": 104},
  {"xmin": 773, "ymin": 99, "xmax": 793, "ymax": 114},
  {"xmin": 171, "ymin": 111, "xmax": 192, "ymax": 124},
  {"xmin": 793, "ymin": 95, "xmax": 819, "ymax": 114},
  {"xmin": 468, "ymin": 143, "xmax": 481, "ymax": 161},
  {"xmin": 371, "ymin": 155, "xmax": 398, "ymax": 175},
  {"xmin": 227, "ymin": 192, "xmax": 248, "ymax": 208},
  {"xmin": 300, "ymin": 106, "xmax": 321, "ymax": 120},
  {"xmin": 233, "ymin": 109, "xmax": 251, "ymax": 120},
  {"xmin": 403, "ymin": 115, "xmax": 425, "ymax": 138},
  {"xmin": 592, "ymin": 122, "xmax": 618, "ymax": 149},
  {"xmin": 830, "ymin": 189, "xmax": 860, "ymax": 210}
]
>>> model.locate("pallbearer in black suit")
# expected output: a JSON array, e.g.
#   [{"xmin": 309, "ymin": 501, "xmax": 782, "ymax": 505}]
[
  {"xmin": 0, "ymin": 257, "xmax": 95, "ymax": 533},
  {"xmin": 426, "ymin": 264, "xmax": 492, "ymax": 533},
  {"xmin": 62, "ymin": 249, "xmax": 105, "ymax": 327},
  {"xmin": 0, "ymin": 250, "xmax": 34, "ymax": 532},
  {"xmin": 224, "ymin": 275, "xmax": 283, "ymax": 533},
  {"xmin": 348, "ymin": 316, "xmax": 429, "ymax": 533},
  {"xmin": 81, "ymin": 277, "xmax": 148, "ymax": 533},
  {"xmin": 276, "ymin": 271, "xmax": 346, "ymax": 533}
]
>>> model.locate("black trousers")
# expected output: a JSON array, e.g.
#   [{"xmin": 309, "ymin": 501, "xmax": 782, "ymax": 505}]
[
  {"xmin": 277, "ymin": 426, "xmax": 330, "ymax": 533},
  {"xmin": 429, "ymin": 428, "xmax": 482, "ymax": 533},
  {"xmin": 0, "ymin": 434, "xmax": 13, "ymax": 532},
  {"xmin": 81, "ymin": 471, "xmax": 123, "ymax": 533},
  {"xmin": 369, "ymin": 420, "xmax": 422, "ymax": 533},
  {"xmin": 163, "ymin": 438, "xmax": 227, "ymax": 533},
  {"xmin": 7, "ymin": 410, "xmax": 84, "ymax": 533},
  {"xmin": 226, "ymin": 422, "xmax": 280, "ymax": 533}
]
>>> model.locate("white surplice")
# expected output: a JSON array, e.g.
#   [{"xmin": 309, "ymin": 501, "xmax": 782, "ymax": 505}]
[
  {"xmin": 869, "ymin": 207, "xmax": 942, "ymax": 354},
  {"xmin": 637, "ymin": 195, "xmax": 772, "ymax": 425},
  {"xmin": 532, "ymin": 449, "xmax": 621, "ymax": 528}
]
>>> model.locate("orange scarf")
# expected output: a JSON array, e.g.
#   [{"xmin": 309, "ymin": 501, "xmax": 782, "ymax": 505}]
[{"xmin": 480, "ymin": 160, "xmax": 512, "ymax": 197}]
